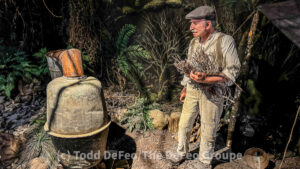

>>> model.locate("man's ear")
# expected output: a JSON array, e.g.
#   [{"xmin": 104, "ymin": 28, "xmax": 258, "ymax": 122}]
[{"xmin": 205, "ymin": 21, "xmax": 212, "ymax": 29}]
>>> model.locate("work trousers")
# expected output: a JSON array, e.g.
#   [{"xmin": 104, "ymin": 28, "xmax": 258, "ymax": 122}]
[{"xmin": 177, "ymin": 83, "xmax": 223, "ymax": 164}]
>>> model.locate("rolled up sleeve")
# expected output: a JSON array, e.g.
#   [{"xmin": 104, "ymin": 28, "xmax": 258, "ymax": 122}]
[
  {"xmin": 221, "ymin": 35, "xmax": 241, "ymax": 86},
  {"xmin": 181, "ymin": 75, "xmax": 190, "ymax": 87}
]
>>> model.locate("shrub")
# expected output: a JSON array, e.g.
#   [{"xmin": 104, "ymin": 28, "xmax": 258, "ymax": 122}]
[
  {"xmin": 120, "ymin": 98, "xmax": 159, "ymax": 132},
  {"xmin": 32, "ymin": 48, "xmax": 50, "ymax": 78},
  {"xmin": 0, "ymin": 40, "xmax": 39, "ymax": 98}
]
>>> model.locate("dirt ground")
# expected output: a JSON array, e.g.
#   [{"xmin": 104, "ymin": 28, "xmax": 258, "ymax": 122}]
[
  {"xmin": 1, "ymin": 88, "xmax": 300, "ymax": 169},
  {"xmin": 104, "ymin": 122, "xmax": 300, "ymax": 169}
]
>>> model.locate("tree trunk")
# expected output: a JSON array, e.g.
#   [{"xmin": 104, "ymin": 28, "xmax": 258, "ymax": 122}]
[
  {"xmin": 68, "ymin": 0, "xmax": 102, "ymax": 76},
  {"xmin": 226, "ymin": 11, "xmax": 260, "ymax": 147}
]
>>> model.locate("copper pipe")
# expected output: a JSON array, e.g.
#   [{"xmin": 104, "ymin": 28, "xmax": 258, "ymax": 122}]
[{"xmin": 46, "ymin": 49, "xmax": 84, "ymax": 77}]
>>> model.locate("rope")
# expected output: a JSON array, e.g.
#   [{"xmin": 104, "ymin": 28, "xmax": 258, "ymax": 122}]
[{"xmin": 42, "ymin": 0, "xmax": 62, "ymax": 18}]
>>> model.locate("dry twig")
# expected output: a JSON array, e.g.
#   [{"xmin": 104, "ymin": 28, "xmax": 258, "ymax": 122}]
[
  {"xmin": 42, "ymin": 0, "xmax": 62, "ymax": 18},
  {"xmin": 174, "ymin": 47, "xmax": 234, "ymax": 108}
]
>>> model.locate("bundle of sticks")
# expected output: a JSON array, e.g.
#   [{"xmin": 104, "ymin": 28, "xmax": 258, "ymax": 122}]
[{"xmin": 174, "ymin": 49, "xmax": 233, "ymax": 107}]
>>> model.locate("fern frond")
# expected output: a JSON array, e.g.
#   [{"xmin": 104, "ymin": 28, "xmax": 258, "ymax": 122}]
[{"xmin": 116, "ymin": 24, "xmax": 136, "ymax": 52}]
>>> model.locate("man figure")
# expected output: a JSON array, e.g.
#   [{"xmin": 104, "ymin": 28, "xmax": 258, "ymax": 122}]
[{"xmin": 170, "ymin": 6, "xmax": 241, "ymax": 168}]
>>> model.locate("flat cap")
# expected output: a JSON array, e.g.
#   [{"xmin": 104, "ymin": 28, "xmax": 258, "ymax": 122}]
[{"xmin": 185, "ymin": 6, "xmax": 216, "ymax": 20}]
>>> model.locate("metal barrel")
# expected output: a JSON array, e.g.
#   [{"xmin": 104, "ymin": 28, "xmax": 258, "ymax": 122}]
[{"xmin": 46, "ymin": 50, "xmax": 63, "ymax": 79}]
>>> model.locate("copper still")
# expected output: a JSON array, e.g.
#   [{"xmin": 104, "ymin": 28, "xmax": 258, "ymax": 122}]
[{"xmin": 44, "ymin": 48, "xmax": 111, "ymax": 168}]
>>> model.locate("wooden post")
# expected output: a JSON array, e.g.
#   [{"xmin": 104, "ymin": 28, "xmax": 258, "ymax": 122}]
[{"xmin": 168, "ymin": 112, "xmax": 181, "ymax": 133}]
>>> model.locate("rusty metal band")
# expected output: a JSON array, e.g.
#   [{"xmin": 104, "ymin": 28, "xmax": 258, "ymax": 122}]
[
  {"xmin": 46, "ymin": 120, "xmax": 111, "ymax": 138},
  {"xmin": 46, "ymin": 49, "xmax": 64, "ymax": 59},
  {"xmin": 48, "ymin": 68, "xmax": 62, "ymax": 72},
  {"xmin": 62, "ymin": 75, "xmax": 87, "ymax": 80}
]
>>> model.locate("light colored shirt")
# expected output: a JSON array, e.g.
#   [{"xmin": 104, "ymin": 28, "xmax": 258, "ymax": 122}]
[{"xmin": 181, "ymin": 31, "xmax": 241, "ymax": 86}]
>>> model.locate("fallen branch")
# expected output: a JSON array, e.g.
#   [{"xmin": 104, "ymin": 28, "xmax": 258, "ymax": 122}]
[
  {"xmin": 279, "ymin": 105, "xmax": 300, "ymax": 169},
  {"xmin": 233, "ymin": 10, "xmax": 256, "ymax": 36}
]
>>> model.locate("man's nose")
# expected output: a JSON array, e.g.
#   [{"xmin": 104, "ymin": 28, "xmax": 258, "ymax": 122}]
[{"xmin": 190, "ymin": 24, "xmax": 194, "ymax": 30}]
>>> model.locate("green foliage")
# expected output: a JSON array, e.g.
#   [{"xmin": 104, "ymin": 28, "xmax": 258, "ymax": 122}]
[
  {"xmin": 81, "ymin": 49, "xmax": 96, "ymax": 75},
  {"xmin": 143, "ymin": 0, "xmax": 165, "ymax": 9},
  {"xmin": 122, "ymin": 6, "xmax": 136, "ymax": 14},
  {"xmin": 103, "ymin": 0, "xmax": 182, "ymax": 14},
  {"xmin": 142, "ymin": 0, "xmax": 182, "ymax": 10},
  {"xmin": 218, "ymin": 0, "xmax": 257, "ymax": 14},
  {"xmin": 118, "ymin": 45, "xmax": 151, "ymax": 78},
  {"xmin": 33, "ymin": 48, "xmax": 50, "ymax": 78},
  {"xmin": 116, "ymin": 24, "xmax": 151, "ymax": 97},
  {"xmin": 0, "ymin": 40, "xmax": 39, "ymax": 98},
  {"xmin": 116, "ymin": 24, "xmax": 136, "ymax": 52},
  {"xmin": 243, "ymin": 79, "xmax": 262, "ymax": 114},
  {"xmin": 166, "ymin": 0, "xmax": 182, "ymax": 6},
  {"xmin": 120, "ymin": 98, "xmax": 160, "ymax": 132}
]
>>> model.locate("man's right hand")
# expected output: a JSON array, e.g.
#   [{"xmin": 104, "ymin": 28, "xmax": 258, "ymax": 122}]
[{"xmin": 180, "ymin": 87, "xmax": 186, "ymax": 103}]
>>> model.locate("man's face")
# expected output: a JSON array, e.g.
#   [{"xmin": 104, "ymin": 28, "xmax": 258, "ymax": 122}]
[{"xmin": 189, "ymin": 19, "xmax": 208, "ymax": 38}]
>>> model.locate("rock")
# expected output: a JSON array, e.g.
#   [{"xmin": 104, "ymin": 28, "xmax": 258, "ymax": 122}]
[
  {"xmin": 56, "ymin": 164, "xmax": 64, "ymax": 169},
  {"xmin": 149, "ymin": 110, "xmax": 169, "ymax": 130},
  {"xmin": 113, "ymin": 108, "xmax": 128, "ymax": 122},
  {"xmin": 168, "ymin": 112, "xmax": 181, "ymax": 133},
  {"xmin": 0, "ymin": 133, "xmax": 21, "ymax": 165},
  {"xmin": 29, "ymin": 157, "xmax": 48, "ymax": 169},
  {"xmin": 0, "ymin": 96, "xmax": 6, "ymax": 104}
]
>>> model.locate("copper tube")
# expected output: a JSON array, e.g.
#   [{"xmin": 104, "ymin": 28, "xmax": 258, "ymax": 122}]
[{"xmin": 46, "ymin": 49, "xmax": 84, "ymax": 77}]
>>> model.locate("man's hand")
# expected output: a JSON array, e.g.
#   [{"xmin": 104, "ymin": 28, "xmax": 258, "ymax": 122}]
[
  {"xmin": 190, "ymin": 71, "xmax": 228, "ymax": 84},
  {"xmin": 190, "ymin": 71, "xmax": 206, "ymax": 83},
  {"xmin": 180, "ymin": 87, "xmax": 186, "ymax": 103}
]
